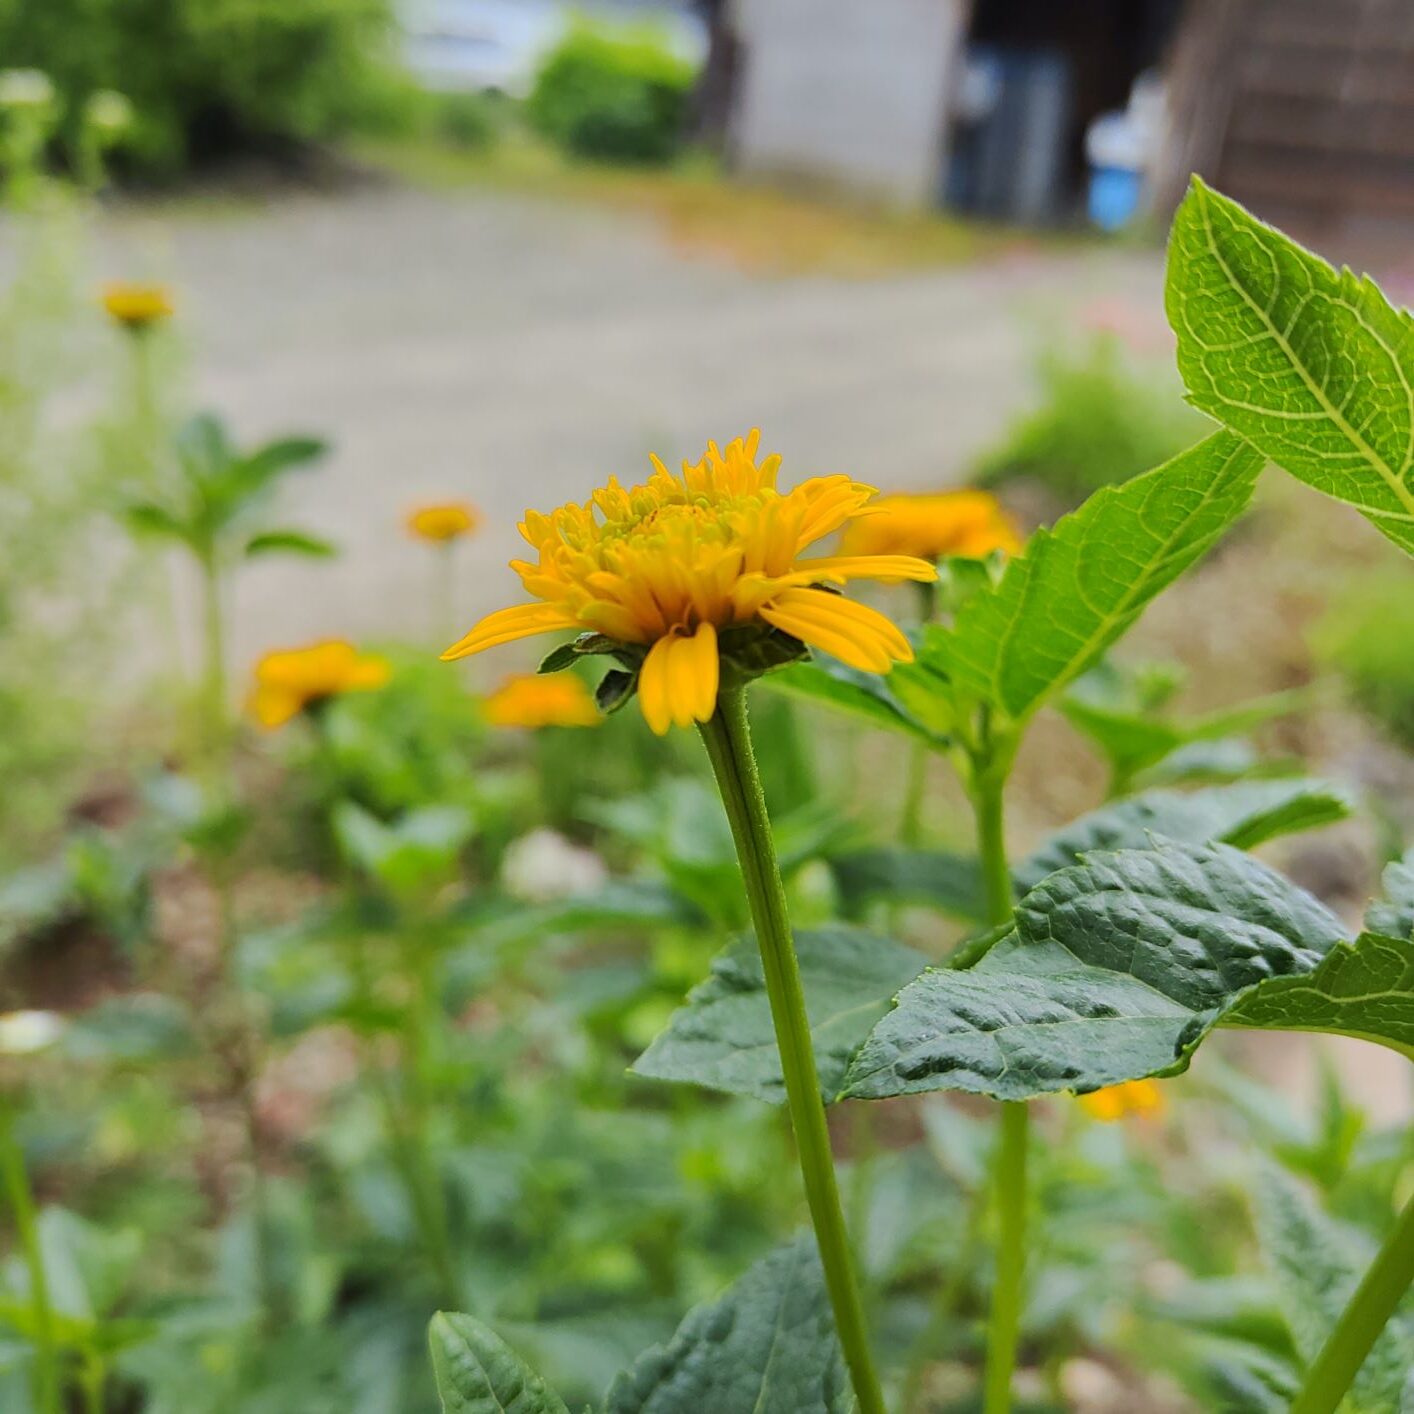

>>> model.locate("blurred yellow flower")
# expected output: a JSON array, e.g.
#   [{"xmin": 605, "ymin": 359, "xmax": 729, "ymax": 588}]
[
  {"xmin": 102, "ymin": 282, "xmax": 173, "ymax": 331},
  {"xmin": 1077, "ymin": 1078, "xmax": 1166, "ymax": 1123},
  {"xmin": 483, "ymin": 673, "xmax": 601, "ymax": 729},
  {"xmin": 839, "ymin": 489, "xmax": 1022, "ymax": 563},
  {"xmin": 408, "ymin": 502, "xmax": 481, "ymax": 543},
  {"xmin": 248, "ymin": 640, "xmax": 390, "ymax": 729},
  {"xmin": 441, "ymin": 430, "xmax": 936, "ymax": 734}
]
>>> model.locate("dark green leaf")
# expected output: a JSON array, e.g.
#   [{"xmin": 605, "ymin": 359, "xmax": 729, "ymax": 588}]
[
  {"xmin": 633, "ymin": 926, "xmax": 927, "ymax": 1104},
  {"xmin": 843, "ymin": 840, "xmax": 1346, "ymax": 1102},
  {"xmin": 536, "ymin": 642, "xmax": 581, "ymax": 675},
  {"xmin": 1167, "ymin": 178, "xmax": 1414, "ymax": 556},
  {"xmin": 243, "ymin": 529, "xmax": 337, "ymax": 559},
  {"xmin": 768, "ymin": 657, "xmax": 939, "ymax": 745},
  {"xmin": 923, "ymin": 430, "xmax": 1263, "ymax": 721},
  {"xmin": 428, "ymin": 1312, "xmax": 570, "ymax": 1414},
  {"xmin": 1015, "ymin": 779, "xmax": 1351, "ymax": 892},
  {"xmin": 827, "ymin": 848, "xmax": 986, "ymax": 923},
  {"xmin": 604, "ymin": 1237, "xmax": 852, "ymax": 1414},
  {"xmin": 596, "ymin": 669, "xmax": 638, "ymax": 715}
]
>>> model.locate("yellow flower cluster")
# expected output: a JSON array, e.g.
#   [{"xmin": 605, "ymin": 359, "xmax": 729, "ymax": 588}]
[
  {"xmin": 102, "ymin": 282, "xmax": 174, "ymax": 331},
  {"xmin": 407, "ymin": 502, "xmax": 480, "ymax": 544},
  {"xmin": 482, "ymin": 673, "xmax": 600, "ymax": 729},
  {"xmin": 249, "ymin": 640, "xmax": 389, "ymax": 729},
  {"xmin": 441, "ymin": 431, "xmax": 936, "ymax": 734},
  {"xmin": 840, "ymin": 489, "xmax": 1021, "ymax": 562},
  {"xmin": 1077, "ymin": 1078, "xmax": 1166, "ymax": 1123}
]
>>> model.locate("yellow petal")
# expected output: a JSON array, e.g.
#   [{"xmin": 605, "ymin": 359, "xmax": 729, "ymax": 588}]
[
  {"xmin": 682, "ymin": 621, "xmax": 719, "ymax": 723},
  {"xmin": 441, "ymin": 603, "xmax": 579, "ymax": 660},
  {"xmin": 760, "ymin": 588, "xmax": 912, "ymax": 673},
  {"xmin": 795, "ymin": 554, "xmax": 939, "ymax": 585},
  {"xmin": 637, "ymin": 635, "xmax": 675, "ymax": 736}
]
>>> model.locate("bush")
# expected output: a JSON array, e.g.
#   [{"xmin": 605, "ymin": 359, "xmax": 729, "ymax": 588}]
[
  {"xmin": 0, "ymin": 0, "xmax": 392, "ymax": 176},
  {"xmin": 1319, "ymin": 574, "xmax": 1414, "ymax": 749},
  {"xmin": 972, "ymin": 329, "xmax": 1204, "ymax": 504},
  {"xmin": 527, "ymin": 22, "xmax": 695, "ymax": 165}
]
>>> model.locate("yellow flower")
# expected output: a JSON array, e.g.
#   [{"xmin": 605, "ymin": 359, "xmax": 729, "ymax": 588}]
[
  {"xmin": 483, "ymin": 672, "xmax": 601, "ymax": 729},
  {"xmin": 248, "ymin": 640, "xmax": 390, "ymax": 729},
  {"xmin": 407, "ymin": 502, "xmax": 481, "ymax": 544},
  {"xmin": 1077, "ymin": 1078, "xmax": 1166, "ymax": 1123},
  {"xmin": 441, "ymin": 431, "xmax": 937, "ymax": 735},
  {"xmin": 839, "ymin": 489, "xmax": 1022, "ymax": 562},
  {"xmin": 102, "ymin": 282, "xmax": 173, "ymax": 331}
]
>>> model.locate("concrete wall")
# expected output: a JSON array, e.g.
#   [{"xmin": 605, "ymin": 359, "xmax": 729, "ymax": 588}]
[{"xmin": 730, "ymin": 0, "xmax": 969, "ymax": 206}]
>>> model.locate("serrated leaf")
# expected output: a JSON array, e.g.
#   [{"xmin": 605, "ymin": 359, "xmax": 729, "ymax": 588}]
[
  {"xmin": 924, "ymin": 430, "xmax": 1263, "ymax": 722},
  {"xmin": 827, "ymin": 847, "xmax": 986, "ymax": 923},
  {"xmin": 633, "ymin": 926, "xmax": 926, "ymax": 1104},
  {"xmin": 1366, "ymin": 849, "xmax": 1414, "ymax": 942},
  {"xmin": 843, "ymin": 840, "xmax": 1346, "ymax": 1102},
  {"xmin": 428, "ymin": 1312, "xmax": 570, "ymax": 1414},
  {"xmin": 1252, "ymin": 1167, "xmax": 1413, "ymax": 1411},
  {"xmin": 1167, "ymin": 178, "xmax": 1414, "ymax": 556},
  {"xmin": 1015, "ymin": 779, "xmax": 1350, "ymax": 892},
  {"xmin": 768, "ymin": 657, "xmax": 939, "ymax": 746},
  {"xmin": 1225, "ymin": 931, "xmax": 1414, "ymax": 1060},
  {"xmin": 603, "ymin": 1237, "xmax": 852, "ymax": 1414}
]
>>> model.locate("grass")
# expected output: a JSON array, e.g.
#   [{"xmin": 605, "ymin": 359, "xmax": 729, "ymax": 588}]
[{"xmin": 349, "ymin": 131, "xmax": 1060, "ymax": 278}]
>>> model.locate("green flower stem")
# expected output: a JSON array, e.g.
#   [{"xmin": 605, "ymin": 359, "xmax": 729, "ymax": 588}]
[
  {"xmin": 970, "ymin": 751, "xmax": 1028, "ymax": 1414},
  {"xmin": 0, "ymin": 1101, "xmax": 61, "ymax": 1414},
  {"xmin": 699, "ymin": 689, "xmax": 887, "ymax": 1414},
  {"xmin": 197, "ymin": 545, "xmax": 227, "ymax": 762},
  {"xmin": 1290, "ymin": 1186, "xmax": 1414, "ymax": 1414}
]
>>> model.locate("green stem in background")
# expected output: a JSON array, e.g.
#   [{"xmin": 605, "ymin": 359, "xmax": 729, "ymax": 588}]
[
  {"xmin": 0, "ymin": 1102, "xmax": 61, "ymax": 1414},
  {"xmin": 1289, "ymin": 1188, "xmax": 1414, "ymax": 1414},
  {"xmin": 899, "ymin": 575, "xmax": 940, "ymax": 850},
  {"xmin": 968, "ymin": 739, "xmax": 1029, "ymax": 1414},
  {"xmin": 435, "ymin": 542, "xmax": 457, "ymax": 648},
  {"xmin": 78, "ymin": 1349, "xmax": 106, "ymax": 1414},
  {"xmin": 699, "ymin": 690, "xmax": 886, "ymax": 1414},
  {"xmin": 197, "ymin": 545, "xmax": 228, "ymax": 765}
]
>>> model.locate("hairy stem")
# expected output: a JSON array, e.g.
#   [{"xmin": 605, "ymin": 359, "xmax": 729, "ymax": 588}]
[
  {"xmin": 1290, "ymin": 1187, "xmax": 1414, "ymax": 1414},
  {"xmin": 699, "ymin": 690, "xmax": 886, "ymax": 1414}
]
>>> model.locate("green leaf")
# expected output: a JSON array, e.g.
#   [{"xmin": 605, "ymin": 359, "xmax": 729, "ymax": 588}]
[
  {"xmin": 243, "ymin": 529, "xmax": 337, "ymax": 559},
  {"xmin": 61, "ymin": 994, "xmax": 196, "ymax": 1063},
  {"xmin": 843, "ymin": 840, "xmax": 1346, "ymax": 1102},
  {"xmin": 1167, "ymin": 178, "xmax": 1414, "ymax": 556},
  {"xmin": 924, "ymin": 430, "xmax": 1263, "ymax": 721},
  {"xmin": 1224, "ymin": 931, "xmax": 1414, "ymax": 1060},
  {"xmin": 1366, "ymin": 848, "xmax": 1414, "ymax": 942},
  {"xmin": 121, "ymin": 501, "xmax": 189, "ymax": 544},
  {"xmin": 428, "ymin": 1312, "xmax": 571, "ymax": 1414},
  {"xmin": 767, "ymin": 657, "xmax": 939, "ymax": 745},
  {"xmin": 633, "ymin": 926, "xmax": 926, "ymax": 1104},
  {"xmin": 1252, "ymin": 1167, "xmax": 1413, "ymax": 1411},
  {"xmin": 1015, "ymin": 778, "xmax": 1351, "ymax": 892},
  {"xmin": 603, "ymin": 1236, "xmax": 852, "ymax": 1414},
  {"xmin": 596, "ymin": 669, "xmax": 638, "ymax": 715},
  {"xmin": 826, "ymin": 847, "xmax": 986, "ymax": 923}
]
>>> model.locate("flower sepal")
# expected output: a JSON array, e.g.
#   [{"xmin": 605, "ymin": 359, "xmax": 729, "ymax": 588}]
[
  {"xmin": 715, "ymin": 622, "xmax": 811, "ymax": 692},
  {"xmin": 537, "ymin": 632, "xmax": 645, "ymax": 677}
]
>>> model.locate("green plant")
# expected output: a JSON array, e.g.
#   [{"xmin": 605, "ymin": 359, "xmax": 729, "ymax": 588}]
[
  {"xmin": 527, "ymin": 22, "xmax": 694, "ymax": 166},
  {"xmin": 1318, "ymin": 574, "xmax": 1414, "ymax": 750},
  {"xmin": 972, "ymin": 329, "xmax": 1204, "ymax": 505}
]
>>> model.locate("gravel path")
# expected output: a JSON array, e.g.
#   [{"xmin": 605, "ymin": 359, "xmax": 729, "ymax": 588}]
[{"xmin": 101, "ymin": 183, "xmax": 1166, "ymax": 665}]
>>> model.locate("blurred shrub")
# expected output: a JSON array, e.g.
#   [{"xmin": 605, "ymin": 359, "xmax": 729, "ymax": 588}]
[
  {"xmin": 972, "ymin": 330, "xmax": 1204, "ymax": 504},
  {"xmin": 528, "ymin": 22, "xmax": 694, "ymax": 165},
  {"xmin": 0, "ymin": 0, "xmax": 392, "ymax": 176},
  {"xmin": 1318, "ymin": 575, "xmax": 1414, "ymax": 749}
]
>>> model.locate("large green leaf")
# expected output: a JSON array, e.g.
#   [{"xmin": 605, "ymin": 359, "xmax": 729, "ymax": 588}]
[
  {"xmin": 633, "ymin": 927, "xmax": 926, "ymax": 1104},
  {"xmin": 843, "ymin": 840, "xmax": 1346, "ymax": 1102},
  {"xmin": 1224, "ymin": 930, "xmax": 1414, "ymax": 1060},
  {"xmin": 1015, "ymin": 778, "xmax": 1350, "ymax": 891},
  {"xmin": 428, "ymin": 1312, "xmax": 570, "ymax": 1414},
  {"xmin": 1167, "ymin": 178, "xmax": 1414, "ymax": 556},
  {"xmin": 1252, "ymin": 1167, "xmax": 1413, "ymax": 1412},
  {"xmin": 923, "ymin": 431, "xmax": 1263, "ymax": 722},
  {"xmin": 603, "ymin": 1237, "xmax": 852, "ymax": 1414},
  {"xmin": 768, "ymin": 656, "xmax": 940, "ymax": 746}
]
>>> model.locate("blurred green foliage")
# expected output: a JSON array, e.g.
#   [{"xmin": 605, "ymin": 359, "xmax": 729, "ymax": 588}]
[
  {"xmin": 0, "ymin": 0, "xmax": 392, "ymax": 175},
  {"xmin": 528, "ymin": 22, "xmax": 695, "ymax": 166},
  {"xmin": 1319, "ymin": 574, "xmax": 1414, "ymax": 750}
]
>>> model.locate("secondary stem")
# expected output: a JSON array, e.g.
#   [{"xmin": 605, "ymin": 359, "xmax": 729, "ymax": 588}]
[
  {"xmin": 1290, "ymin": 1187, "xmax": 1414, "ymax": 1414},
  {"xmin": 699, "ymin": 690, "xmax": 887, "ymax": 1414},
  {"xmin": 0, "ymin": 1101, "xmax": 61, "ymax": 1414},
  {"xmin": 969, "ymin": 748, "xmax": 1028, "ymax": 1414}
]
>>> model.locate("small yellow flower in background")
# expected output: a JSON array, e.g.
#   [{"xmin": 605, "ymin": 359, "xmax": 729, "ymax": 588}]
[
  {"xmin": 408, "ymin": 502, "xmax": 481, "ymax": 544},
  {"xmin": 102, "ymin": 282, "xmax": 174, "ymax": 332},
  {"xmin": 483, "ymin": 673, "xmax": 601, "ymax": 729},
  {"xmin": 248, "ymin": 640, "xmax": 390, "ymax": 729},
  {"xmin": 839, "ymin": 489, "xmax": 1022, "ymax": 563},
  {"xmin": 441, "ymin": 430, "xmax": 937, "ymax": 735},
  {"xmin": 1078, "ymin": 1078, "xmax": 1166, "ymax": 1123}
]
